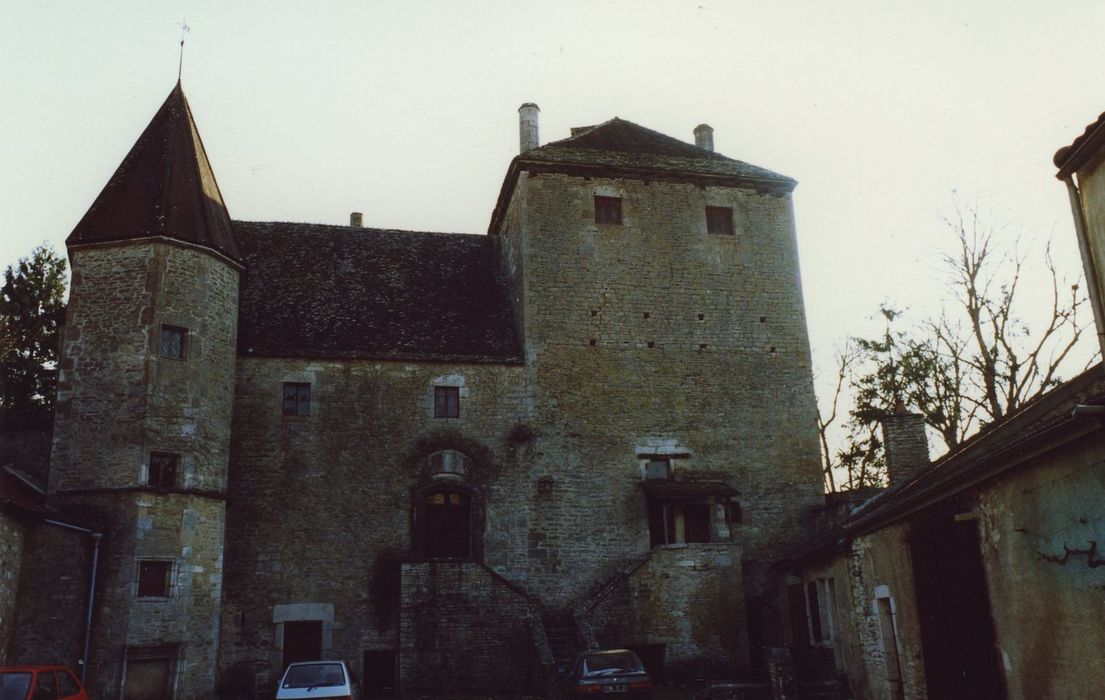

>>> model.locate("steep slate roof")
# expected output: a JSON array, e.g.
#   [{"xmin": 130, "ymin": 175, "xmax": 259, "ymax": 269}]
[
  {"xmin": 489, "ymin": 117, "xmax": 794, "ymax": 234},
  {"xmin": 526, "ymin": 117, "xmax": 794, "ymax": 184},
  {"xmin": 67, "ymin": 82, "xmax": 241, "ymax": 263},
  {"xmin": 235, "ymin": 222, "xmax": 522, "ymax": 363},
  {"xmin": 778, "ymin": 363, "xmax": 1105, "ymax": 568},
  {"xmin": 1054, "ymin": 111, "xmax": 1105, "ymax": 177}
]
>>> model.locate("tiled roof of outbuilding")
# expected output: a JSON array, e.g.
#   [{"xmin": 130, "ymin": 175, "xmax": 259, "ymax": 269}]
[
  {"xmin": 235, "ymin": 222, "xmax": 522, "ymax": 363},
  {"xmin": 66, "ymin": 82, "xmax": 241, "ymax": 262},
  {"xmin": 1054, "ymin": 111, "xmax": 1105, "ymax": 177},
  {"xmin": 523, "ymin": 118, "xmax": 794, "ymax": 185}
]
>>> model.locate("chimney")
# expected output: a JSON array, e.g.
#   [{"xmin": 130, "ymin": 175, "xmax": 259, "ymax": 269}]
[
  {"xmin": 694, "ymin": 123, "xmax": 714, "ymax": 152},
  {"xmin": 350, "ymin": 212, "xmax": 363, "ymax": 228},
  {"xmin": 880, "ymin": 403, "xmax": 930, "ymax": 487},
  {"xmin": 519, "ymin": 103, "xmax": 540, "ymax": 154}
]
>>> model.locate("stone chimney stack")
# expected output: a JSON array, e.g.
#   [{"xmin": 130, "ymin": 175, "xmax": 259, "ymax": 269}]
[
  {"xmin": 519, "ymin": 103, "xmax": 540, "ymax": 154},
  {"xmin": 694, "ymin": 123, "xmax": 714, "ymax": 152},
  {"xmin": 880, "ymin": 402, "xmax": 930, "ymax": 487},
  {"xmin": 350, "ymin": 212, "xmax": 363, "ymax": 228}
]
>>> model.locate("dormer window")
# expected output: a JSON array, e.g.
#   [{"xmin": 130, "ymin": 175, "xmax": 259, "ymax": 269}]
[{"xmin": 594, "ymin": 196, "xmax": 623, "ymax": 225}]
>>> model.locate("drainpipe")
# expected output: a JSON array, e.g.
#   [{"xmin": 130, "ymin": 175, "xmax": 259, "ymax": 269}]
[
  {"xmin": 1062, "ymin": 175, "xmax": 1105, "ymax": 362},
  {"xmin": 45, "ymin": 519, "xmax": 102, "ymax": 684}
]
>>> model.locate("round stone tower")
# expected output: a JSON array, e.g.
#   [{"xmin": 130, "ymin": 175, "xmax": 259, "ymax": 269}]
[{"xmin": 49, "ymin": 82, "xmax": 241, "ymax": 699}]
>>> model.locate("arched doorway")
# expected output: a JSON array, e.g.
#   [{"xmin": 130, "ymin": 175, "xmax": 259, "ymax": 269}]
[{"xmin": 423, "ymin": 489, "xmax": 472, "ymax": 559}]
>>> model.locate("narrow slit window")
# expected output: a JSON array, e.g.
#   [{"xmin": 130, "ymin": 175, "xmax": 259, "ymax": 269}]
[
  {"xmin": 594, "ymin": 196, "xmax": 623, "ymax": 225},
  {"xmin": 159, "ymin": 325, "xmax": 187, "ymax": 359},
  {"xmin": 282, "ymin": 382, "xmax": 311, "ymax": 417},
  {"xmin": 706, "ymin": 206, "xmax": 734, "ymax": 235},
  {"xmin": 434, "ymin": 386, "xmax": 460, "ymax": 418}
]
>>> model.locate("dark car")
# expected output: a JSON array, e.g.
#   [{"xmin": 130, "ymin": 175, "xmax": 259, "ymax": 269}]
[
  {"xmin": 566, "ymin": 649, "xmax": 654, "ymax": 697},
  {"xmin": 0, "ymin": 666, "xmax": 89, "ymax": 700}
]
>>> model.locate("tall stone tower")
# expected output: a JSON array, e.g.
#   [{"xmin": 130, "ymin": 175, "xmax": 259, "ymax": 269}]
[
  {"xmin": 48, "ymin": 82, "xmax": 240, "ymax": 699},
  {"xmin": 490, "ymin": 113, "xmax": 824, "ymax": 667}
]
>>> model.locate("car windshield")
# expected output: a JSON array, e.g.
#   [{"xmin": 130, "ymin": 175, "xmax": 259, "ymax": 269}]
[
  {"xmin": 581, "ymin": 652, "xmax": 644, "ymax": 676},
  {"xmin": 283, "ymin": 663, "xmax": 344, "ymax": 688},
  {"xmin": 0, "ymin": 672, "xmax": 33, "ymax": 700}
]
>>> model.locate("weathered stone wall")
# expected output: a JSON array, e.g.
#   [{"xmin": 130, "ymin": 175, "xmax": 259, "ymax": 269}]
[
  {"xmin": 398, "ymin": 562, "xmax": 535, "ymax": 694},
  {"xmin": 587, "ymin": 543, "xmax": 748, "ymax": 677},
  {"xmin": 7, "ymin": 523, "xmax": 90, "ymax": 669},
  {"xmin": 501, "ymin": 172, "xmax": 823, "ymax": 612},
  {"xmin": 0, "ymin": 510, "xmax": 26, "ymax": 663},
  {"xmin": 975, "ymin": 433, "xmax": 1105, "ymax": 698},
  {"xmin": 41, "ymin": 241, "xmax": 238, "ymax": 699},
  {"xmin": 799, "ymin": 523, "xmax": 927, "ymax": 700},
  {"xmin": 218, "ymin": 357, "xmax": 531, "ymax": 691}
]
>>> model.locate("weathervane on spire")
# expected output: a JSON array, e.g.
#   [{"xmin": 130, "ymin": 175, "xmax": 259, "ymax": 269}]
[{"xmin": 177, "ymin": 19, "xmax": 191, "ymax": 81}]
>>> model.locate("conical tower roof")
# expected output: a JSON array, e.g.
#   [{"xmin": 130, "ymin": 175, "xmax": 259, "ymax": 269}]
[{"xmin": 67, "ymin": 82, "xmax": 241, "ymax": 263}]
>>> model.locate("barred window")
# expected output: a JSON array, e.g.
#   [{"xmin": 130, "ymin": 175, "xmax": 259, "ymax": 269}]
[
  {"xmin": 594, "ymin": 196, "xmax": 623, "ymax": 225},
  {"xmin": 282, "ymin": 382, "xmax": 311, "ymax": 417},
  {"xmin": 434, "ymin": 386, "xmax": 460, "ymax": 418},
  {"xmin": 159, "ymin": 325, "xmax": 187, "ymax": 359}
]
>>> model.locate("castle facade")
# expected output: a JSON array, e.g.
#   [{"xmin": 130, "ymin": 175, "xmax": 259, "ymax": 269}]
[{"xmin": 10, "ymin": 83, "xmax": 824, "ymax": 698}]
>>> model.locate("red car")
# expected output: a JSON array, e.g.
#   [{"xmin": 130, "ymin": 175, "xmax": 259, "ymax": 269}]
[{"xmin": 0, "ymin": 666, "xmax": 89, "ymax": 700}]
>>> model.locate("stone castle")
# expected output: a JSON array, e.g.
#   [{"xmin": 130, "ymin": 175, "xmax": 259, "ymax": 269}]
[{"xmin": 5, "ymin": 82, "xmax": 826, "ymax": 698}]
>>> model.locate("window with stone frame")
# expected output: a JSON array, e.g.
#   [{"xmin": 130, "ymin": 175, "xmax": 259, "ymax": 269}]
[
  {"xmin": 159, "ymin": 324, "xmax": 187, "ymax": 359},
  {"xmin": 706, "ymin": 206, "xmax": 734, "ymax": 235},
  {"xmin": 594, "ymin": 195, "xmax": 623, "ymax": 225},
  {"xmin": 434, "ymin": 386, "xmax": 460, "ymax": 418},
  {"xmin": 423, "ymin": 490, "xmax": 471, "ymax": 558},
  {"xmin": 136, "ymin": 560, "xmax": 172, "ymax": 598},
  {"xmin": 282, "ymin": 382, "xmax": 311, "ymax": 417},
  {"xmin": 148, "ymin": 452, "xmax": 178, "ymax": 489}
]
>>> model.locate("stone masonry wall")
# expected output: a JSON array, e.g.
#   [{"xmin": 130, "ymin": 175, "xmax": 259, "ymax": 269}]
[
  {"xmin": 500, "ymin": 172, "xmax": 824, "ymax": 613},
  {"xmin": 398, "ymin": 562, "xmax": 534, "ymax": 694},
  {"xmin": 975, "ymin": 432, "xmax": 1105, "ymax": 698},
  {"xmin": 42, "ymin": 241, "xmax": 238, "ymax": 700},
  {"xmin": 7, "ymin": 523, "xmax": 90, "ymax": 669},
  {"xmin": 0, "ymin": 511, "xmax": 26, "ymax": 663},
  {"xmin": 219, "ymin": 357, "xmax": 531, "ymax": 691},
  {"xmin": 799, "ymin": 524, "xmax": 927, "ymax": 700},
  {"xmin": 587, "ymin": 543, "xmax": 748, "ymax": 677}
]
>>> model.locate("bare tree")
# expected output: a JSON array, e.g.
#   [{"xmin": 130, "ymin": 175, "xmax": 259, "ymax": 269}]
[{"xmin": 821, "ymin": 197, "xmax": 1097, "ymax": 491}]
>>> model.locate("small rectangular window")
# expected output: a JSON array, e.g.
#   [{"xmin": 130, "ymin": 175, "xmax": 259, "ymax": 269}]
[
  {"xmin": 137, "ymin": 560, "xmax": 171, "ymax": 598},
  {"xmin": 706, "ymin": 206, "xmax": 734, "ymax": 235},
  {"xmin": 434, "ymin": 386, "xmax": 460, "ymax": 418},
  {"xmin": 282, "ymin": 382, "xmax": 311, "ymax": 417},
  {"xmin": 159, "ymin": 325, "xmax": 187, "ymax": 359},
  {"xmin": 644, "ymin": 459, "xmax": 671, "ymax": 480},
  {"xmin": 148, "ymin": 452, "xmax": 178, "ymax": 489},
  {"xmin": 594, "ymin": 196, "xmax": 623, "ymax": 225},
  {"xmin": 683, "ymin": 503, "xmax": 711, "ymax": 543}
]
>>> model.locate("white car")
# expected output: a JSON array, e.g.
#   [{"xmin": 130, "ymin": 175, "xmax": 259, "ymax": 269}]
[{"xmin": 275, "ymin": 661, "xmax": 357, "ymax": 700}]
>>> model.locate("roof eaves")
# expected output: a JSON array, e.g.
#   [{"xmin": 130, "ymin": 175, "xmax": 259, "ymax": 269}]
[{"xmin": 1055, "ymin": 111, "xmax": 1105, "ymax": 178}]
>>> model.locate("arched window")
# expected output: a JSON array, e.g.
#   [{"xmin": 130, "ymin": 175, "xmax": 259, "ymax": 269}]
[{"xmin": 422, "ymin": 489, "xmax": 472, "ymax": 559}]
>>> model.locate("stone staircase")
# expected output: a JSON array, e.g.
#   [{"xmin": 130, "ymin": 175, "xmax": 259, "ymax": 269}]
[{"xmin": 542, "ymin": 610, "xmax": 582, "ymax": 675}]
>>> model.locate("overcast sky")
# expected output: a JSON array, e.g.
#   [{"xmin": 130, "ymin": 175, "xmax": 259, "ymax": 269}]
[{"xmin": 4, "ymin": 1, "xmax": 1103, "ymax": 435}]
